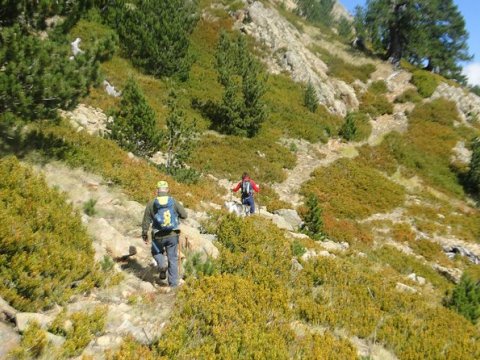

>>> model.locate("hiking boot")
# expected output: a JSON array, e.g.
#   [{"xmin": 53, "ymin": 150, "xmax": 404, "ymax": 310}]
[{"xmin": 159, "ymin": 267, "xmax": 167, "ymax": 280}]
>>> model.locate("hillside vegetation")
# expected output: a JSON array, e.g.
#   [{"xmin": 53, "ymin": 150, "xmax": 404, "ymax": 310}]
[{"xmin": 1, "ymin": 0, "xmax": 480, "ymax": 359}]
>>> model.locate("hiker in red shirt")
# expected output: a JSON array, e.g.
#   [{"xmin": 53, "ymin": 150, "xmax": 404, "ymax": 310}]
[{"xmin": 232, "ymin": 172, "xmax": 260, "ymax": 214}]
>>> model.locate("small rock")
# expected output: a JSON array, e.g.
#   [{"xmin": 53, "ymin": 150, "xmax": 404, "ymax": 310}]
[
  {"xmin": 395, "ymin": 282, "xmax": 417, "ymax": 294},
  {"xmin": 0, "ymin": 322, "xmax": 21, "ymax": 358},
  {"xmin": 96, "ymin": 335, "xmax": 112, "ymax": 347},
  {"xmin": 291, "ymin": 258, "xmax": 303, "ymax": 272},
  {"xmin": 318, "ymin": 250, "xmax": 335, "ymax": 258},
  {"xmin": 0, "ymin": 296, "xmax": 17, "ymax": 321},
  {"xmin": 138, "ymin": 281, "xmax": 156, "ymax": 293},
  {"xmin": 273, "ymin": 209, "xmax": 303, "ymax": 230},
  {"xmin": 433, "ymin": 264, "xmax": 462, "ymax": 283},
  {"xmin": 301, "ymin": 249, "xmax": 317, "ymax": 261},
  {"xmin": 47, "ymin": 332, "xmax": 65, "ymax": 347},
  {"xmin": 357, "ymin": 252, "xmax": 367, "ymax": 258},
  {"xmin": 319, "ymin": 240, "xmax": 349, "ymax": 252},
  {"xmin": 16, "ymin": 312, "xmax": 53, "ymax": 331}
]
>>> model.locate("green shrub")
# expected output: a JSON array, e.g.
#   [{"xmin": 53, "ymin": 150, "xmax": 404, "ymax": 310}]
[
  {"xmin": 292, "ymin": 240, "xmax": 307, "ymax": 257},
  {"xmin": 183, "ymin": 252, "xmax": 217, "ymax": 279},
  {"xmin": 340, "ymin": 112, "xmax": 372, "ymax": 142},
  {"xmin": 50, "ymin": 307, "xmax": 107, "ymax": 357},
  {"xmin": 411, "ymin": 70, "xmax": 440, "ymax": 98},
  {"xmin": 83, "ymin": 198, "xmax": 98, "ymax": 216},
  {"xmin": 368, "ymin": 80, "xmax": 388, "ymax": 95},
  {"xmin": 468, "ymin": 137, "xmax": 480, "ymax": 194},
  {"xmin": 0, "ymin": 156, "xmax": 96, "ymax": 311},
  {"xmin": 265, "ymin": 74, "xmax": 344, "ymax": 142},
  {"xmin": 304, "ymin": 81, "xmax": 318, "ymax": 113},
  {"xmin": 395, "ymin": 88, "xmax": 422, "ymax": 103},
  {"xmin": 311, "ymin": 46, "xmax": 376, "ymax": 83},
  {"xmin": 190, "ymin": 133, "xmax": 295, "ymax": 184},
  {"xmin": 10, "ymin": 321, "xmax": 48, "ymax": 359},
  {"xmin": 301, "ymin": 158, "xmax": 405, "ymax": 219},
  {"xmin": 359, "ymin": 90, "xmax": 393, "ymax": 117},
  {"xmin": 445, "ymin": 274, "xmax": 480, "ymax": 324}
]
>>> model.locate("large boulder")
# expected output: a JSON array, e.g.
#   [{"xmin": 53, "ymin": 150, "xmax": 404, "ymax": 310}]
[{"xmin": 273, "ymin": 209, "xmax": 303, "ymax": 231}]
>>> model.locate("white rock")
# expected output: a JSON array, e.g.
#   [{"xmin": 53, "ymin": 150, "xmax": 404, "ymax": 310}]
[
  {"xmin": 16, "ymin": 312, "xmax": 53, "ymax": 331},
  {"xmin": 318, "ymin": 250, "xmax": 335, "ymax": 258},
  {"xmin": 47, "ymin": 332, "xmax": 65, "ymax": 347},
  {"xmin": 301, "ymin": 249, "xmax": 317, "ymax": 261},
  {"xmin": 273, "ymin": 209, "xmax": 303, "ymax": 230},
  {"xmin": 96, "ymin": 335, "xmax": 112, "ymax": 347},
  {"xmin": 0, "ymin": 296, "xmax": 17, "ymax": 321},
  {"xmin": 71, "ymin": 37, "xmax": 84, "ymax": 56},
  {"xmin": 0, "ymin": 322, "xmax": 20, "ymax": 358},
  {"xmin": 395, "ymin": 282, "xmax": 417, "ymax": 294}
]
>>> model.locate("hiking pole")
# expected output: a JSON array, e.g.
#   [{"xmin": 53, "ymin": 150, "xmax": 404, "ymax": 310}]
[{"xmin": 178, "ymin": 232, "xmax": 182, "ymax": 280}]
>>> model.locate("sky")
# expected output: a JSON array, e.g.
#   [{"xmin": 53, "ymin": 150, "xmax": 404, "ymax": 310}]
[{"xmin": 339, "ymin": 0, "xmax": 480, "ymax": 86}]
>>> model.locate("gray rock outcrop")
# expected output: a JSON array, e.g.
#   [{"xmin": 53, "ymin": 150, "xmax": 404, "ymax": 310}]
[
  {"xmin": 240, "ymin": 1, "xmax": 358, "ymax": 116},
  {"xmin": 432, "ymin": 83, "xmax": 480, "ymax": 123}
]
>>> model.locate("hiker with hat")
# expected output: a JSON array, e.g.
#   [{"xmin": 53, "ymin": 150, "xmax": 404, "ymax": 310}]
[
  {"xmin": 232, "ymin": 172, "xmax": 260, "ymax": 215},
  {"xmin": 141, "ymin": 180, "xmax": 187, "ymax": 287}
]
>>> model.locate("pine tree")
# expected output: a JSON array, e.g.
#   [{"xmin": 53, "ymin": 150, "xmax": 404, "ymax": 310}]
[
  {"xmin": 303, "ymin": 81, "xmax": 318, "ymax": 113},
  {"xmin": 0, "ymin": 25, "xmax": 99, "ymax": 120},
  {"xmin": 468, "ymin": 137, "xmax": 480, "ymax": 193},
  {"xmin": 360, "ymin": 0, "xmax": 471, "ymax": 80},
  {"xmin": 445, "ymin": 274, "xmax": 480, "ymax": 324},
  {"xmin": 107, "ymin": 78, "xmax": 161, "ymax": 157},
  {"xmin": 214, "ymin": 31, "xmax": 267, "ymax": 137},
  {"xmin": 107, "ymin": 0, "xmax": 198, "ymax": 80},
  {"xmin": 164, "ymin": 93, "xmax": 198, "ymax": 171},
  {"xmin": 339, "ymin": 112, "xmax": 358, "ymax": 141},
  {"xmin": 302, "ymin": 194, "xmax": 325, "ymax": 241}
]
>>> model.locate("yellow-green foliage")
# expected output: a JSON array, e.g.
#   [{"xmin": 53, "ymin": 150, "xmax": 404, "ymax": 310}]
[
  {"xmin": 359, "ymin": 88, "xmax": 393, "ymax": 118},
  {"xmin": 191, "ymin": 133, "xmax": 295, "ymax": 183},
  {"xmin": 257, "ymin": 183, "xmax": 292, "ymax": 212},
  {"xmin": 368, "ymin": 80, "xmax": 388, "ymax": 95},
  {"xmin": 155, "ymin": 274, "xmax": 293, "ymax": 359},
  {"xmin": 10, "ymin": 321, "xmax": 48, "ymax": 359},
  {"xmin": 369, "ymin": 246, "xmax": 450, "ymax": 290},
  {"xmin": 105, "ymin": 336, "xmax": 155, "ymax": 360},
  {"xmin": 294, "ymin": 257, "xmax": 480, "ymax": 359},
  {"xmin": 360, "ymin": 98, "xmax": 476, "ymax": 196},
  {"xmin": 301, "ymin": 158, "xmax": 405, "ymax": 219},
  {"xmin": 311, "ymin": 45, "xmax": 376, "ymax": 83},
  {"xmin": 215, "ymin": 215, "xmax": 292, "ymax": 288},
  {"xmin": 24, "ymin": 121, "xmax": 222, "ymax": 208},
  {"xmin": 265, "ymin": 74, "xmax": 344, "ymax": 142},
  {"xmin": 342, "ymin": 111, "xmax": 372, "ymax": 141},
  {"xmin": 322, "ymin": 212, "xmax": 374, "ymax": 245},
  {"xmin": 50, "ymin": 307, "xmax": 107, "ymax": 358},
  {"xmin": 395, "ymin": 88, "xmax": 422, "ymax": 103},
  {"xmin": 411, "ymin": 69, "xmax": 441, "ymax": 98},
  {"xmin": 0, "ymin": 156, "xmax": 95, "ymax": 311}
]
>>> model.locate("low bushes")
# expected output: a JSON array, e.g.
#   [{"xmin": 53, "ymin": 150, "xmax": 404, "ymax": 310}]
[
  {"xmin": 0, "ymin": 156, "xmax": 96, "ymax": 311},
  {"xmin": 411, "ymin": 69, "xmax": 441, "ymax": 98},
  {"xmin": 301, "ymin": 158, "xmax": 405, "ymax": 219},
  {"xmin": 23, "ymin": 121, "xmax": 222, "ymax": 208}
]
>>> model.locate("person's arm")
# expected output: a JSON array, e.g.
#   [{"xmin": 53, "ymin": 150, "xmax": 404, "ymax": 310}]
[
  {"xmin": 232, "ymin": 181, "xmax": 241, "ymax": 192},
  {"xmin": 174, "ymin": 199, "xmax": 188, "ymax": 219},
  {"xmin": 141, "ymin": 201, "xmax": 154, "ymax": 240},
  {"xmin": 250, "ymin": 180, "xmax": 260, "ymax": 193}
]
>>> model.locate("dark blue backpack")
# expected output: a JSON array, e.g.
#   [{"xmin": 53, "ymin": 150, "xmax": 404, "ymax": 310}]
[{"xmin": 153, "ymin": 196, "xmax": 179, "ymax": 232}]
